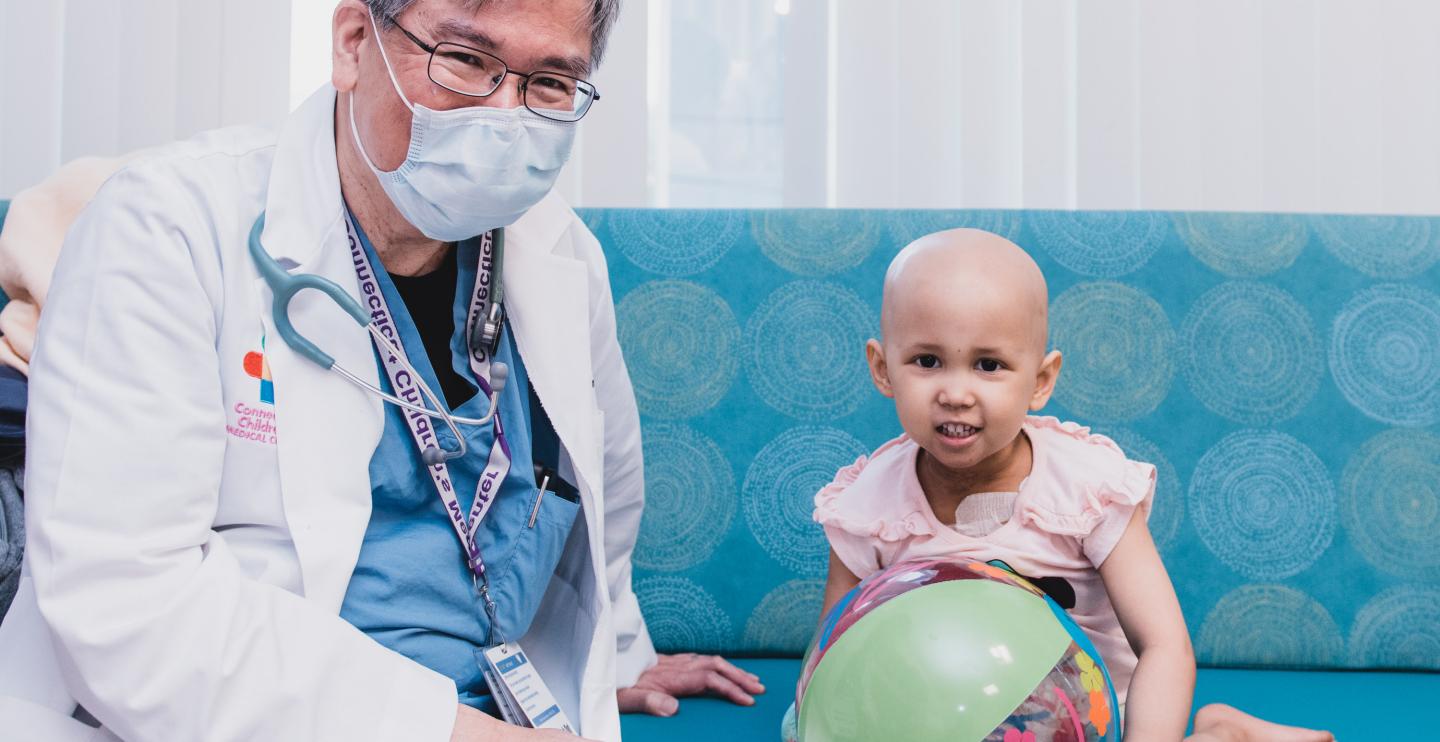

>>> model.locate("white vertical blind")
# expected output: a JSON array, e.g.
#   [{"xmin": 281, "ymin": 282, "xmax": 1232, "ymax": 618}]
[
  {"xmin": 1075, "ymin": 0, "xmax": 1139, "ymax": 209},
  {"xmin": 0, "ymin": 0, "xmax": 66, "ymax": 198},
  {"xmin": 0, "ymin": 0, "xmax": 291, "ymax": 199},
  {"xmin": 1259, "ymin": 0, "xmax": 1317, "ymax": 214},
  {"xmin": 607, "ymin": 0, "xmax": 1440, "ymax": 214},
  {"xmin": 831, "ymin": 2, "xmax": 900, "ymax": 207},
  {"xmin": 1019, "ymin": 0, "xmax": 1078, "ymax": 208},
  {"xmin": 1381, "ymin": 1, "xmax": 1440, "ymax": 214},
  {"xmin": 779, "ymin": 0, "xmax": 827, "ymax": 207},
  {"xmin": 4, "ymin": 0, "xmax": 1440, "ymax": 215},
  {"xmin": 1137, "ymin": 0, "xmax": 1202, "ymax": 210}
]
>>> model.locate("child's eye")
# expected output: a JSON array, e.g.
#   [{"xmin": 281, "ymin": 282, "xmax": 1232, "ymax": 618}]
[
  {"xmin": 913, "ymin": 354, "xmax": 941, "ymax": 369},
  {"xmin": 976, "ymin": 358, "xmax": 1004, "ymax": 373}
]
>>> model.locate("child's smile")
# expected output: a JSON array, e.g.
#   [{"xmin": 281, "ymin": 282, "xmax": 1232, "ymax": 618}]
[{"xmin": 934, "ymin": 420, "xmax": 981, "ymax": 447}]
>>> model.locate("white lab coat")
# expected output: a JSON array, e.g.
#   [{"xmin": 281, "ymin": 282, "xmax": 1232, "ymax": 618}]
[{"xmin": 0, "ymin": 86, "xmax": 656, "ymax": 742}]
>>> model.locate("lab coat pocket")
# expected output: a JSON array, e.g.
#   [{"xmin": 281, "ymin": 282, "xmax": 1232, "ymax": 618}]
[{"xmin": 495, "ymin": 490, "xmax": 580, "ymax": 634}]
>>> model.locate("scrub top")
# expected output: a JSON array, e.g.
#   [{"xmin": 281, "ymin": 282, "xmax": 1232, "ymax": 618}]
[{"xmin": 338, "ymin": 218, "xmax": 580, "ymax": 712}]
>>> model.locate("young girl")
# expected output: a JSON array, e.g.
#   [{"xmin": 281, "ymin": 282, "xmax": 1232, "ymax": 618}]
[{"xmin": 795, "ymin": 229, "xmax": 1331, "ymax": 742}]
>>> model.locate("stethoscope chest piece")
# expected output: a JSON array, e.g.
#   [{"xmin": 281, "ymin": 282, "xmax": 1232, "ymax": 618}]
[{"xmin": 475, "ymin": 300, "xmax": 506, "ymax": 358}]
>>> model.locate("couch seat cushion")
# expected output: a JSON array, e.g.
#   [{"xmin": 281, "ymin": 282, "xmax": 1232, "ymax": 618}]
[{"xmin": 620, "ymin": 658, "xmax": 1437, "ymax": 740}]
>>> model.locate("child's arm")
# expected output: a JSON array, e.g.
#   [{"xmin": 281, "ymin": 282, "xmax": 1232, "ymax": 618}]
[
  {"xmin": 1098, "ymin": 508, "xmax": 1195, "ymax": 742},
  {"xmin": 820, "ymin": 548, "xmax": 862, "ymax": 620}
]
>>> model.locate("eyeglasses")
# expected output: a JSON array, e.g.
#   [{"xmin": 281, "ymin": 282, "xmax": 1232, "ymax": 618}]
[{"xmin": 386, "ymin": 17, "xmax": 600, "ymax": 123}]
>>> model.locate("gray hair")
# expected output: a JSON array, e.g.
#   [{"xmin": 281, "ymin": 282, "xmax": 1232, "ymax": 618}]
[{"xmin": 364, "ymin": 0, "xmax": 621, "ymax": 69}]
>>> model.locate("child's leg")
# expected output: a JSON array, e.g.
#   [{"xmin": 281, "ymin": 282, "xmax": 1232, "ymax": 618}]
[{"xmin": 1186, "ymin": 703, "xmax": 1333, "ymax": 742}]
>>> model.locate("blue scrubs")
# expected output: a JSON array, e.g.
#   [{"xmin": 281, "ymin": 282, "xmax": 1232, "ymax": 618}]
[{"xmin": 339, "ymin": 221, "xmax": 580, "ymax": 712}]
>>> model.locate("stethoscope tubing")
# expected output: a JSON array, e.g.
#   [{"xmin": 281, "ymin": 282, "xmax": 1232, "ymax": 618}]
[
  {"xmin": 248, "ymin": 212, "xmax": 507, "ymax": 465},
  {"xmin": 336, "ymin": 322, "xmax": 509, "ymax": 463},
  {"xmin": 351, "ymin": 323, "xmax": 503, "ymax": 428}
]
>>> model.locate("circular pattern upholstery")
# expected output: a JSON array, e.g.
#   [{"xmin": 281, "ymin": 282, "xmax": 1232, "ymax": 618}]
[
  {"xmin": 1050, "ymin": 282, "xmax": 1175, "ymax": 421},
  {"xmin": 1315, "ymin": 214, "xmax": 1440, "ymax": 279},
  {"xmin": 753, "ymin": 210, "xmax": 882, "ymax": 276},
  {"xmin": 1329, "ymin": 283, "xmax": 1440, "ymax": 427},
  {"xmin": 578, "ymin": 209, "xmax": 606, "ymax": 235},
  {"xmin": 594, "ymin": 207, "xmax": 1440, "ymax": 673},
  {"xmin": 1189, "ymin": 431, "xmax": 1336, "ymax": 580},
  {"xmin": 742, "ymin": 427, "xmax": 869, "ymax": 577},
  {"xmin": 1196, "ymin": 585, "xmax": 1343, "ymax": 667},
  {"xmin": 617, "ymin": 280, "xmax": 740, "ymax": 419},
  {"xmin": 1173, "ymin": 212, "xmax": 1310, "ymax": 278},
  {"xmin": 1341, "ymin": 429, "xmax": 1440, "ymax": 578},
  {"xmin": 633, "ymin": 423, "xmax": 736, "ymax": 572},
  {"xmin": 633, "ymin": 576, "xmax": 733, "ymax": 653},
  {"xmin": 610, "ymin": 209, "xmax": 744, "ymax": 276},
  {"xmin": 1348, "ymin": 586, "xmax": 1440, "ymax": 669},
  {"xmin": 742, "ymin": 579, "xmax": 826, "ymax": 654},
  {"xmin": 1180, "ymin": 282, "xmax": 1323, "ymax": 425},
  {"xmin": 1029, "ymin": 211, "xmax": 1169, "ymax": 277},
  {"xmin": 745, "ymin": 281, "xmax": 875, "ymax": 421}
]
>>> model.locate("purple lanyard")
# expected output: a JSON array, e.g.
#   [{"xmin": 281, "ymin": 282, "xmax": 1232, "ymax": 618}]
[{"xmin": 345, "ymin": 215, "xmax": 513, "ymax": 599}]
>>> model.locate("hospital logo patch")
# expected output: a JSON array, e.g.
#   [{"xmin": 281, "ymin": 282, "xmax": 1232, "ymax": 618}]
[
  {"xmin": 243, "ymin": 348, "xmax": 274, "ymax": 405},
  {"xmin": 228, "ymin": 340, "xmax": 277, "ymax": 445}
]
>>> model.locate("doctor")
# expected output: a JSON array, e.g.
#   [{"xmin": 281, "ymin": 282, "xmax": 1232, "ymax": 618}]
[{"xmin": 0, "ymin": 0, "xmax": 762, "ymax": 740}]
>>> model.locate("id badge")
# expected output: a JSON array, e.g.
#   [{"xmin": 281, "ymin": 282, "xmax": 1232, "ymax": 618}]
[{"xmin": 481, "ymin": 642, "xmax": 576, "ymax": 732}]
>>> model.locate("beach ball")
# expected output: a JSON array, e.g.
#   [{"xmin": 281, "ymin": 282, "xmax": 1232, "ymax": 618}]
[{"xmin": 796, "ymin": 557, "xmax": 1121, "ymax": 741}]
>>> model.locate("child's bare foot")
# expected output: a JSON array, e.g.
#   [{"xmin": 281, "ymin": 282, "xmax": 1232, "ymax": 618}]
[{"xmin": 1191, "ymin": 703, "xmax": 1333, "ymax": 742}]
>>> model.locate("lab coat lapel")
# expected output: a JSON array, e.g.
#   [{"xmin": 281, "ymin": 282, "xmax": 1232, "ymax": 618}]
[
  {"xmin": 503, "ymin": 195, "xmax": 603, "ymax": 497},
  {"xmin": 259, "ymin": 86, "xmax": 385, "ymax": 611},
  {"xmin": 504, "ymin": 197, "xmax": 616, "ymax": 735}
]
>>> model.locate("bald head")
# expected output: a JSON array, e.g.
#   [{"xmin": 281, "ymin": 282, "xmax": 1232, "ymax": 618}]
[{"xmin": 881, "ymin": 228, "xmax": 1050, "ymax": 354}]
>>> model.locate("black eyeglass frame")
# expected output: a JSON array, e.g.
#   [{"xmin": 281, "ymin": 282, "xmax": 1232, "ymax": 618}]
[{"xmin": 384, "ymin": 16, "xmax": 600, "ymax": 122}]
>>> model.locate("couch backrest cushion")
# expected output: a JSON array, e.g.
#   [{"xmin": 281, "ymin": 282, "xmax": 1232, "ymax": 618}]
[{"xmin": 580, "ymin": 208, "xmax": 1440, "ymax": 672}]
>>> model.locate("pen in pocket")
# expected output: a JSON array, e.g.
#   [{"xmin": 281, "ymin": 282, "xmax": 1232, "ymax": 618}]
[{"xmin": 528, "ymin": 473, "xmax": 550, "ymax": 528}]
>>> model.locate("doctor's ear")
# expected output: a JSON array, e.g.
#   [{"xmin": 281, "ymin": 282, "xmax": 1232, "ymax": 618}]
[
  {"xmin": 866, "ymin": 339, "xmax": 895, "ymax": 398},
  {"xmin": 332, "ymin": 0, "xmax": 371, "ymax": 93}
]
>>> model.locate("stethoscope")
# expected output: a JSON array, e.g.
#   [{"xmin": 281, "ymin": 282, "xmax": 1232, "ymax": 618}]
[{"xmin": 247, "ymin": 213, "xmax": 508, "ymax": 466}]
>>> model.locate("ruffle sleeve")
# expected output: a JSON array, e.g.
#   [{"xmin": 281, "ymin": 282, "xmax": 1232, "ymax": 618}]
[
  {"xmin": 1015, "ymin": 417, "xmax": 1156, "ymax": 567},
  {"xmin": 812, "ymin": 435, "xmax": 933, "ymax": 579}
]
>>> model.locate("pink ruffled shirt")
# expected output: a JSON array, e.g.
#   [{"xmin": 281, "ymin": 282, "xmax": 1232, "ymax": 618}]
[{"xmin": 813, "ymin": 416, "xmax": 1156, "ymax": 700}]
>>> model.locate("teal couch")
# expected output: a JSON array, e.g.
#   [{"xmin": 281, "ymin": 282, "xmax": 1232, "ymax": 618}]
[
  {"xmin": 575, "ymin": 209, "xmax": 1440, "ymax": 740},
  {"xmin": 1, "ymin": 201, "xmax": 1435, "ymax": 739}
]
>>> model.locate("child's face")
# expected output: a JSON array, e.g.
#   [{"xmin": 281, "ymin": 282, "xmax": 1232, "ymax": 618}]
[{"xmin": 868, "ymin": 233, "xmax": 1061, "ymax": 479}]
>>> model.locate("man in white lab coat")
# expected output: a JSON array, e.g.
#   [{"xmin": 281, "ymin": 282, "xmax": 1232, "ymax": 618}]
[{"xmin": 0, "ymin": 1, "xmax": 761, "ymax": 740}]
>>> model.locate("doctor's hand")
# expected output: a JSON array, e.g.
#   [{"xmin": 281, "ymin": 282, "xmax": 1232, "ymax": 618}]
[
  {"xmin": 617, "ymin": 653, "xmax": 767, "ymax": 717},
  {"xmin": 451, "ymin": 704, "xmax": 598, "ymax": 742}
]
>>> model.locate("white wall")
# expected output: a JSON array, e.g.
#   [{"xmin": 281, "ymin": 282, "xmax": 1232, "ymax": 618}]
[{"xmin": 4, "ymin": 0, "xmax": 1440, "ymax": 215}]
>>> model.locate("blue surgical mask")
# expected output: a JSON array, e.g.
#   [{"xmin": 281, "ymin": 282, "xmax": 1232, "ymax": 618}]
[{"xmin": 349, "ymin": 10, "xmax": 577, "ymax": 242}]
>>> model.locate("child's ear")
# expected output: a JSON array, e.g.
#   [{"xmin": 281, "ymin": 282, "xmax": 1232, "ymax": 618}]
[
  {"xmin": 866, "ymin": 339, "xmax": 894, "ymax": 398},
  {"xmin": 1029, "ymin": 350, "xmax": 1063, "ymax": 411}
]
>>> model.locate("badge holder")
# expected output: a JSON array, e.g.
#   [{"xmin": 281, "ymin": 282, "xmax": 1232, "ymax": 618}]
[{"xmin": 481, "ymin": 642, "xmax": 576, "ymax": 732}]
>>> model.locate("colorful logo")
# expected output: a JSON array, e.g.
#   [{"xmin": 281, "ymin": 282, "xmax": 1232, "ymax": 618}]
[{"xmin": 243, "ymin": 339, "xmax": 274, "ymax": 405}]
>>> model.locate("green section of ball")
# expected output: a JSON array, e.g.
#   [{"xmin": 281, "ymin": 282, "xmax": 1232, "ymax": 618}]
[{"xmin": 798, "ymin": 579, "xmax": 1071, "ymax": 742}]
